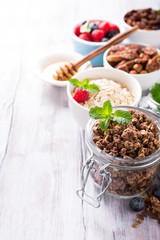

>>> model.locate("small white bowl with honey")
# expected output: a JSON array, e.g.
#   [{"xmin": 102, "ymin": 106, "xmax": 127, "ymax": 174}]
[{"xmin": 34, "ymin": 52, "xmax": 92, "ymax": 87}]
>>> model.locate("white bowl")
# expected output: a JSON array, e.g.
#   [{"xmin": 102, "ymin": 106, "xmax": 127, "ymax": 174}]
[
  {"xmin": 34, "ymin": 52, "xmax": 92, "ymax": 87},
  {"xmin": 103, "ymin": 43, "xmax": 160, "ymax": 91},
  {"xmin": 122, "ymin": 12, "xmax": 160, "ymax": 48},
  {"xmin": 67, "ymin": 67, "xmax": 142, "ymax": 129}
]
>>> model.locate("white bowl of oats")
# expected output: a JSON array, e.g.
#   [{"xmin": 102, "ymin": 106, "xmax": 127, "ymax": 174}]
[{"xmin": 67, "ymin": 67, "xmax": 142, "ymax": 128}]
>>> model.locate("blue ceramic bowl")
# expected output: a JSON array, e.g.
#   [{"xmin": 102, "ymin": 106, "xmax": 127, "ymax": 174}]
[
  {"xmin": 71, "ymin": 20, "xmax": 121, "ymax": 66},
  {"xmin": 71, "ymin": 31, "xmax": 105, "ymax": 66}
]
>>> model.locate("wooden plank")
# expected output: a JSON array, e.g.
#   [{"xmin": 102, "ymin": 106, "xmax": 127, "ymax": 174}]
[
  {"xmin": 0, "ymin": 0, "xmax": 160, "ymax": 239},
  {"xmin": 0, "ymin": 0, "xmax": 85, "ymax": 239}
]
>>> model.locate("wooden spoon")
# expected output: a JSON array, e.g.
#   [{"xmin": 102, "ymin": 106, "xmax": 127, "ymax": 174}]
[{"xmin": 53, "ymin": 26, "xmax": 138, "ymax": 81}]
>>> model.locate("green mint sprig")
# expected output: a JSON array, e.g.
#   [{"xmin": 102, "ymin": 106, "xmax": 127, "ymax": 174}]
[
  {"xmin": 70, "ymin": 78, "xmax": 100, "ymax": 93},
  {"xmin": 150, "ymin": 83, "xmax": 160, "ymax": 104},
  {"xmin": 157, "ymin": 9, "xmax": 160, "ymax": 14},
  {"xmin": 89, "ymin": 101, "xmax": 132, "ymax": 131},
  {"xmin": 80, "ymin": 21, "xmax": 91, "ymax": 33}
]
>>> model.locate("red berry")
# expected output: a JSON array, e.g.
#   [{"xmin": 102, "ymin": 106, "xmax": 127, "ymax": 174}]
[
  {"xmin": 79, "ymin": 33, "xmax": 92, "ymax": 41},
  {"xmin": 99, "ymin": 21, "xmax": 112, "ymax": 34},
  {"xmin": 91, "ymin": 29, "xmax": 105, "ymax": 42},
  {"xmin": 109, "ymin": 23, "xmax": 120, "ymax": 32},
  {"xmin": 74, "ymin": 24, "xmax": 82, "ymax": 36},
  {"xmin": 73, "ymin": 87, "xmax": 89, "ymax": 103}
]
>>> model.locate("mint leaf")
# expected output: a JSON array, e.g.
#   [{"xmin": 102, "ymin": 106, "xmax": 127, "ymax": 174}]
[
  {"xmin": 89, "ymin": 101, "xmax": 132, "ymax": 131},
  {"xmin": 82, "ymin": 78, "xmax": 89, "ymax": 90},
  {"xmin": 82, "ymin": 78, "xmax": 89, "ymax": 87},
  {"xmin": 84, "ymin": 83, "xmax": 100, "ymax": 93},
  {"xmin": 102, "ymin": 101, "xmax": 112, "ymax": 117},
  {"xmin": 113, "ymin": 110, "xmax": 132, "ymax": 125},
  {"xmin": 100, "ymin": 118, "xmax": 111, "ymax": 131},
  {"xmin": 89, "ymin": 101, "xmax": 112, "ymax": 120},
  {"xmin": 70, "ymin": 79, "xmax": 82, "ymax": 87},
  {"xmin": 70, "ymin": 78, "xmax": 100, "ymax": 93},
  {"xmin": 82, "ymin": 78, "xmax": 100, "ymax": 93},
  {"xmin": 157, "ymin": 9, "xmax": 160, "ymax": 14},
  {"xmin": 89, "ymin": 106, "xmax": 104, "ymax": 119},
  {"xmin": 150, "ymin": 83, "xmax": 160, "ymax": 104},
  {"xmin": 80, "ymin": 21, "xmax": 91, "ymax": 33}
]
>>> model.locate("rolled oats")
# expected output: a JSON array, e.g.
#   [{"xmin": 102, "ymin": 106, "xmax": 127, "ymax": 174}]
[{"xmin": 81, "ymin": 79, "xmax": 134, "ymax": 109}]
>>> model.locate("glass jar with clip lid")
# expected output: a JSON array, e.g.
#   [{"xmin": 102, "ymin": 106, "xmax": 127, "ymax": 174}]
[{"xmin": 77, "ymin": 106, "xmax": 160, "ymax": 208}]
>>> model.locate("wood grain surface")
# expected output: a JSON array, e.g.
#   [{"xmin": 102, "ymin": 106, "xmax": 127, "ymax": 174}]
[{"xmin": 0, "ymin": 0, "xmax": 160, "ymax": 239}]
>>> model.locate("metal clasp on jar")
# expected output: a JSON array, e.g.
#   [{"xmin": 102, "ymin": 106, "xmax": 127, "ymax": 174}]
[{"xmin": 77, "ymin": 153, "xmax": 112, "ymax": 208}]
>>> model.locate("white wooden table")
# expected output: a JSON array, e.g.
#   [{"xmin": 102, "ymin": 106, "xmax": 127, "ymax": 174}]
[{"xmin": 0, "ymin": 0, "xmax": 160, "ymax": 239}]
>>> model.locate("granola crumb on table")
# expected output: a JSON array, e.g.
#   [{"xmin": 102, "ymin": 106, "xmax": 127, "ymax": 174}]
[
  {"xmin": 133, "ymin": 223, "xmax": 138, "ymax": 228},
  {"xmin": 132, "ymin": 184, "xmax": 160, "ymax": 228}
]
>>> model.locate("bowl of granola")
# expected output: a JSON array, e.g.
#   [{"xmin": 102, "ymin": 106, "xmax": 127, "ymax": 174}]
[
  {"xmin": 103, "ymin": 43, "xmax": 160, "ymax": 90},
  {"xmin": 67, "ymin": 67, "xmax": 142, "ymax": 128},
  {"xmin": 77, "ymin": 105, "xmax": 160, "ymax": 207}
]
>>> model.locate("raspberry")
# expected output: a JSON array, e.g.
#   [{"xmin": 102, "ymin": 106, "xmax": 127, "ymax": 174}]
[
  {"xmin": 74, "ymin": 24, "xmax": 82, "ymax": 36},
  {"xmin": 99, "ymin": 21, "xmax": 111, "ymax": 34},
  {"xmin": 73, "ymin": 87, "xmax": 89, "ymax": 103},
  {"xmin": 79, "ymin": 33, "xmax": 92, "ymax": 41},
  {"xmin": 109, "ymin": 23, "xmax": 120, "ymax": 32},
  {"xmin": 91, "ymin": 29, "xmax": 105, "ymax": 42}
]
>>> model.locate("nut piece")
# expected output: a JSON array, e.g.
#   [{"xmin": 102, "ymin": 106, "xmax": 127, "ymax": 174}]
[
  {"xmin": 129, "ymin": 70, "xmax": 137, "ymax": 74},
  {"xmin": 133, "ymin": 64, "xmax": 143, "ymax": 73},
  {"xmin": 138, "ymin": 53, "xmax": 150, "ymax": 63},
  {"xmin": 146, "ymin": 55, "xmax": 160, "ymax": 72},
  {"xmin": 140, "ymin": 70, "xmax": 148, "ymax": 74},
  {"xmin": 116, "ymin": 64, "xmax": 129, "ymax": 72},
  {"xmin": 110, "ymin": 45, "xmax": 126, "ymax": 52},
  {"xmin": 107, "ymin": 54, "xmax": 124, "ymax": 62},
  {"xmin": 141, "ymin": 46, "xmax": 157, "ymax": 57},
  {"xmin": 115, "ymin": 61, "xmax": 129, "ymax": 72},
  {"xmin": 120, "ymin": 50, "xmax": 138, "ymax": 60},
  {"xmin": 126, "ymin": 44, "xmax": 140, "ymax": 52}
]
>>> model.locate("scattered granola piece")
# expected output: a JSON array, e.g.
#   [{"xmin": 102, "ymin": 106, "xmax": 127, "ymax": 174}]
[{"xmin": 133, "ymin": 223, "xmax": 138, "ymax": 228}]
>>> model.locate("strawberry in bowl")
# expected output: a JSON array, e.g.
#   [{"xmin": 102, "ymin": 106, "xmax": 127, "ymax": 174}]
[
  {"xmin": 70, "ymin": 78, "xmax": 100, "ymax": 103},
  {"xmin": 71, "ymin": 19, "xmax": 120, "ymax": 66},
  {"xmin": 74, "ymin": 20, "xmax": 120, "ymax": 42}
]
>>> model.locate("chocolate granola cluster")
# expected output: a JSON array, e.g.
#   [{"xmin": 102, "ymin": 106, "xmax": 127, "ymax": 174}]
[{"xmin": 93, "ymin": 110, "xmax": 160, "ymax": 159}]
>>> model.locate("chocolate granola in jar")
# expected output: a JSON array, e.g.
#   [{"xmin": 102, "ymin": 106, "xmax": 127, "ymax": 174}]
[{"xmin": 77, "ymin": 106, "xmax": 160, "ymax": 207}]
